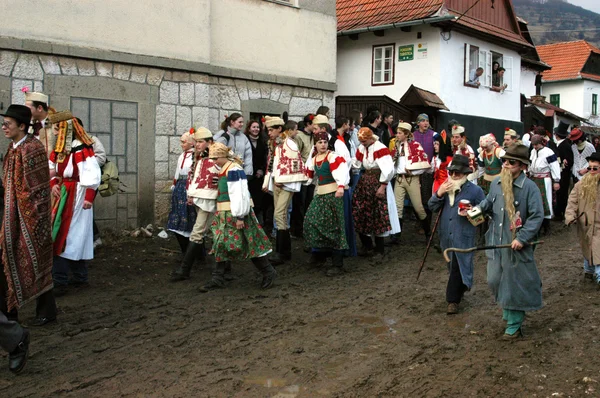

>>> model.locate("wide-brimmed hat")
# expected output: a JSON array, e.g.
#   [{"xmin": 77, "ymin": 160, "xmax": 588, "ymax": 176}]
[
  {"xmin": 0, "ymin": 104, "xmax": 32, "ymax": 128},
  {"xmin": 586, "ymin": 152, "xmax": 600, "ymax": 163},
  {"xmin": 502, "ymin": 143, "xmax": 530, "ymax": 165},
  {"xmin": 569, "ymin": 127, "xmax": 583, "ymax": 141},
  {"xmin": 48, "ymin": 110, "xmax": 73, "ymax": 124},
  {"xmin": 192, "ymin": 127, "xmax": 212, "ymax": 141},
  {"xmin": 554, "ymin": 121, "xmax": 570, "ymax": 138},
  {"xmin": 447, "ymin": 154, "xmax": 472, "ymax": 174}
]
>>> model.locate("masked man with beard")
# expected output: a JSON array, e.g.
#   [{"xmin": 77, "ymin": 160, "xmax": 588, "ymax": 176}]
[
  {"xmin": 565, "ymin": 152, "xmax": 600, "ymax": 285},
  {"xmin": 472, "ymin": 144, "xmax": 544, "ymax": 339},
  {"xmin": 429, "ymin": 154, "xmax": 485, "ymax": 315}
]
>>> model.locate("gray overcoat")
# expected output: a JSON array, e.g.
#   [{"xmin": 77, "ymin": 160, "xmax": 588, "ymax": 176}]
[{"xmin": 477, "ymin": 172, "xmax": 544, "ymax": 311}]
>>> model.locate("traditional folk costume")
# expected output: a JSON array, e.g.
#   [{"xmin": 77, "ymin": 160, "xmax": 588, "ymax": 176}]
[
  {"xmin": 329, "ymin": 128, "xmax": 357, "ymax": 257},
  {"xmin": 529, "ymin": 143, "xmax": 560, "ymax": 219},
  {"xmin": 263, "ymin": 116, "xmax": 307, "ymax": 264},
  {"xmin": 565, "ymin": 152, "xmax": 600, "ymax": 283},
  {"xmin": 432, "ymin": 132, "xmax": 453, "ymax": 194},
  {"xmin": 390, "ymin": 122, "xmax": 431, "ymax": 240},
  {"xmin": 554, "ymin": 121, "xmax": 574, "ymax": 220},
  {"xmin": 201, "ymin": 143, "xmax": 275, "ymax": 291},
  {"xmin": 451, "ymin": 126, "xmax": 478, "ymax": 184},
  {"xmin": 428, "ymin": 154, "xmax": 485, "ymax": 314},
  {"xmin": 1, "ymin": 105, "xmax": 56, "ymax": 329},
  {"xmin": 412, "ymin": 114, "xmax": 437, "ymax": 226},
  {"xmin": 170, "ymin": 127, "xmax": 220, "ymax": 282},
  {"xmin": 304, "ymin": 141, "xmax": 350, "ymax": 275},
  {"xmin": 49, "ymin": 111, "xmax": 101, "ymax": 289},
  {"xmin": 166, "ymin": 130, "xmax": 197, "ymax": 253},
  {"xmin": 477, "ymin": 134, "xmax": 505, "ymax": 195},
  {"xmin": 475, "ymin": 144, "xmax": 544, "ymax": 338},
  {"xmin": 570, "ymin": 128, "xmax": 596, "ymax": 183},
  {"xmin": 25, "ymin": 91, "xmax": 55, "ymax": 157},
  {"xmin": 352, "ymin": 128, "xmax": 400, "ymax": 256}
]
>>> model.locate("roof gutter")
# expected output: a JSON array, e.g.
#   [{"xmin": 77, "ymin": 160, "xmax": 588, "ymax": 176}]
[{"xmin": 337, "ymin": 15, "xmax": 457, "ymax": 37}]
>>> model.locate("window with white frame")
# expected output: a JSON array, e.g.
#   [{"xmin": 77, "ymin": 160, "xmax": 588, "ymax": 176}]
[
  {"xmin": 264, "ymin": 0, "xmax": 298, "ymax": 7},
  {"xmin": 464, "ymin": 44, "xmax": 513, "ymax": 91},
  {"xmin": 372, "ymin": 44, "xmax": 394, "ymax": 86}
]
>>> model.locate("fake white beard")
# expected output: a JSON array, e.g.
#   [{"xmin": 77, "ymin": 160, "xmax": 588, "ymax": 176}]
[{"xmin": 448, "ymin": 176, "xmax": 468, "ymax": 206}]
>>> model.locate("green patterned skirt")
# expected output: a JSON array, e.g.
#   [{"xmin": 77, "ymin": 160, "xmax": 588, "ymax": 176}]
[
  {"xmin": 304, "ymin": 192, "xmax": 348, "ymax": 251},
  {"xmin": 210, "ymin": 209, "xmax": 272, "ymax": 262}
]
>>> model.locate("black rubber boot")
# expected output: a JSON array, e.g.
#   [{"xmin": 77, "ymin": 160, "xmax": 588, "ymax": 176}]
[
  {"xmin": 374, "ymin": 237, "xmax": 385, "ymax": 256},
  {"xmin": 223, "ymin": 261, "xmax": 235, "ymax": 281},
  {"xmin": 198, "ymin": 259, "xmax": 226, "ymax": 292},
  {"xmin": 326, "ymin": 250, "xmax": 345, "ymax": 277},
  {"xmin": 269, "ymin": 230, "xmax": 285, "ymax": 265},
  {"xmin": 307, "ymin": 251, "xmax": 328, "ymax": 266},
  {"xmin": 270, "ymin": 230, "xmax": 291, "ymax": 265},
  {"xmin": 421, "ymin": 218, "xmax": 431, "ymax": 243},
  {"xmin": 174, "ymin": 233, "xmax": 189, "ymax": 254},
  {"xmin": 251, "ymin": 256, "xmax": 277, "ymax": 289},
  {"xmin": 542, "ymin": 219, "xmax": 550, "ymax": 236},
  {"xmin": 170, "ymin": 241, "xmax": 203, "ymax": 281},
  {"xmin": 386, "ymin": 218, "xmax": 403, "ymax": 246},
  {"xmin": 358, "ymin": 234, "xmax": 374, "ymax": 256}
]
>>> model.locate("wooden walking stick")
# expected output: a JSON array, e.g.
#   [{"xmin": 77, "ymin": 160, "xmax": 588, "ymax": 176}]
[
  {"xmin": 416, "ymin": 208, "xmax": 443, "ymax": 281},
  {"xmin": 443, "ymin": 241, "xmax": 544, "ymax": 262}
]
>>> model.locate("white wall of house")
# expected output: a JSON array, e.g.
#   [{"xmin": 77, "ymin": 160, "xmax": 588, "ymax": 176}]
[
  {"xmin": 336, "ymin": 25, "xmax": 442, "ymax": 99},
  {"xmin": 582, "ymin": 80, "xmax": 600, "ymax": 124},
  {"xmin": 520, "ymin": 65, "xmax": 538, "ymax": 99},
  {"xmin": 336, "ymin": 26, "xmax": 522, "ymax": 121},
  {"xmin": 541, "ymin": 80, "xmax": 585, "ymax": 118}
]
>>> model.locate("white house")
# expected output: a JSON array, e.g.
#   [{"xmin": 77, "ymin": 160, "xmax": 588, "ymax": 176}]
[
  {"xmin": 537, "ymin": 40, "xmax": 600, "ymax": 127},
  {"xmin": 336, "ymin": 0, "xmax": 539, "ymax": 141},
  {"xmin": 0, "ymin": 0, "xmax": 337, "ymax": 228}
]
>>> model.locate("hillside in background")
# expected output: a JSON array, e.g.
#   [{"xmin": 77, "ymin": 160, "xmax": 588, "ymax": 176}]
[{"xmin": 514, "ymin": 0, "xmax": 600, "ymax": 47}]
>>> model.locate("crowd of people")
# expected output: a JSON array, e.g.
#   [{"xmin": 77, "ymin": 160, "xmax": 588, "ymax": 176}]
[{"xmin": 0, "ymin": 89, "xmax": 599, "ymax": 373}]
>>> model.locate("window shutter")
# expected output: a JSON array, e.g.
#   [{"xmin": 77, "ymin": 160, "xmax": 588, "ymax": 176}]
[
  {"xmin": 464, "ymin": 44, "xmax": 470, "ymax": 83},
  {"xmin": 485, "ymin": 51, "xmax": 492, "ymax": 87},
  {"xmin": 504, "ymin": 56, "xmax": 513, "ymax": 91}
]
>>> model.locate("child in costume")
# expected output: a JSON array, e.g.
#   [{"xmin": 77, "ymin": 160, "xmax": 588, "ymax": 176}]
[
  {"xmin": 200, "ymin": 143, "xmax": 276, "ymax": 291},
  {"xmin": 304, "ymin": 131, "xmax": 349, "ymax": 276}
]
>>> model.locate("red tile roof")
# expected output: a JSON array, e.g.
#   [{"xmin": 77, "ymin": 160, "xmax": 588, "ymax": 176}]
[
  {"xmin": 337, "ymin": 0, "xmax": 444, "ymax": 32},
  {"xmin": 537, "ymin": 40, "xmax": 600, "ymax": 82}
]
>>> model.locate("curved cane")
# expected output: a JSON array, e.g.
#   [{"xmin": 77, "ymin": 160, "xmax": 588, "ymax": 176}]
[{"xmin": 443, "ymin": 241, "xmax": 544, "ymax": 262}]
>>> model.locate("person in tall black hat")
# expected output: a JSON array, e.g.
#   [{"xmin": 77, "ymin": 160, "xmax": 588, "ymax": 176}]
[
  {"xmin": 553, "ymin": 121, "xmax": 574, "ymax": 221},
  {"xmin": 0, "ymin": 104, "xmax": 56, "ymax": 372},
  {"xmin": 428, "ymin": 154, "xmax": 485, "ymax": 315}
]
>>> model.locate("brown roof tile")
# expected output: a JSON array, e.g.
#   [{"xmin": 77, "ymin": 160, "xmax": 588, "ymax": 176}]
[{"xmin": 537, "ymin": 40, "xmax": 600, "ymax": 82}]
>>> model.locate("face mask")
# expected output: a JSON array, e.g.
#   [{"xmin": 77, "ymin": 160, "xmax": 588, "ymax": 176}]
[{"xmin": 577, "ymin": 141, "xmax": 586, "ymax": 150}]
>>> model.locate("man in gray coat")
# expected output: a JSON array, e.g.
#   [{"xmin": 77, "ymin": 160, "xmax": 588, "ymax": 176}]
[{"xmin": 473, "ymin": 144, "xmax": 544, "ymax": 339}]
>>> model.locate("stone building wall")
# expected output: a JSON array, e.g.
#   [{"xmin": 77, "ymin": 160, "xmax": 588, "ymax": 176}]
[{"xmin": 0, "ymin": 50, "xmax": 335, "ymax": 230}]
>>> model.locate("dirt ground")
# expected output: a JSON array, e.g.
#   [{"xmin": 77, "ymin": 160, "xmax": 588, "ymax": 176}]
[{"xmin": 1, "ymin": 220, "xmax": 599, "ymax": 397}]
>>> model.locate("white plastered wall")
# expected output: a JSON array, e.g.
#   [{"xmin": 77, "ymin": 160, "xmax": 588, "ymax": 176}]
[
  {"xmin": 520, "ymin": 66, "xmax": 538, "ymax": 99},
  {"xmin": 541, "ymin": 80, "xmax": 584, "ymax": 118}
]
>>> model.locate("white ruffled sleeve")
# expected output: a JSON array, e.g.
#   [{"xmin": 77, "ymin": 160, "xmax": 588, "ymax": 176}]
[
  {"xmin": 329, "ymin": 152, "xmax": 350, "ymax": 186},
  {"xmin": 77, "ymin": 146, "xmax": 101, "ymax": 189}
]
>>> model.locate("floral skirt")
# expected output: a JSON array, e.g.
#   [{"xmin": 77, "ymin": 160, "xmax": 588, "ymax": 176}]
[
  {"xmin": 352, "ymin": 170, "xmax": 391, "ymax": 236},
  {"xmin": 167, "ymin": 178, "xmax": 197, "ymax": 235},
  {"xmin": 304, "ymin": 192, "xmax": 348, "ymax": 251},
  {"xmin": 210, "ymin": 209, "xmax": 272, "ymax": 262}
]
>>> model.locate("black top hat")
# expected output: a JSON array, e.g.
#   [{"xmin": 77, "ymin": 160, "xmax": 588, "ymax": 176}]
[
  {"xmin": 447, "ymin": 154, "xmax": 472, "ymax": 174},
  {"xmin": 554, "ymin": 121, "xmax": 570, "ymax": 138},
  {"xmin": 502, "ymin": 143, "xmax": 530, "ymax": 165},
  {"xmin": 0, "ymin": 105, "xmax": 32, "ymax": 128},
  {"xmin": 586, "ymin": 152, "xmax": 600, "ymax": 163}
]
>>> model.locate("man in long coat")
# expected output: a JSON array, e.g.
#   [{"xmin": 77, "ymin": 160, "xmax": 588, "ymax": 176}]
[
  {"xmin": 429, "ymin": 154, "xmax": 485, "ymax": 315},
  {"xmin": 474, "ymin": 144, "xmax": 544, "ymax": 339},
  {"xmin": 565, "ymin": 152, "xmax": 600, "ymax": 284}
]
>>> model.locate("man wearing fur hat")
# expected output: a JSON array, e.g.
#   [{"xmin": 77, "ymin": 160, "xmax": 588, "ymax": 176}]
[
  {"xmin": 554, "ymin": 121, "xmax": 574, "ymax": 221},
  {"xmin": 503, "ymin": 128, "xmax": 521, "ymax": 149},
  {"xmin": 472, "ymin": 144, "xmax": 544, "ymax": 338},
  {"xmin": 450, "ymin": 125, "xmax": 478, "ymax": 183},
  {"xmin": 429, "ymin": 154, "xmax": 485, "ymax": 315},
  {"xmin": 390, "ymin": 122, "xmax": 431, "ymax": 243},
  {"xmin": 529, "ymin": 134, "xmax": 561, "ymax": 235},
  {"xmin": 569, "ymin": 127, "xmax": 595, "ymax": 184},
  {"xmin": 566, "ymin": 152, "xmax": 600, "ymax": 285},
  {"xmin": 477, "ymin": 133, "xmax": 505, "ymax": 195},
  {"xmin": 24, "ymin": 91, "xmax": 54, "ymax": 156}
]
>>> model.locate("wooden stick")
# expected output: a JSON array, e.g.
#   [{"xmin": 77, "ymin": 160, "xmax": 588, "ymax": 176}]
[
  {"xmin": 416, "ymin": 208, "xmax": 443, "ymax": 281},
  {"xmin": 443, "ymin": 240, "xmax": 544, "ymax": 262}
]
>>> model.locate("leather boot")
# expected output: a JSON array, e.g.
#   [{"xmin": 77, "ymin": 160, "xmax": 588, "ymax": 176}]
[
  {"xmin": 9, "ymin": 328, "xmax": 29, "ymax": 374},
  {"xmin": 269, "ymin": 230, "xmax": 285, "ymax": 265},
  {"xmin": 270, "ymin": 230, "xmax": 291, "ymax": 265},
  {"xmin": 326, "ymin": 250, "xmax": 345, "ymax": 277},
  {"xmin": 307, "ymin": 251, "xmax": 327, "ymax": 266},
  {"xmin": 421, "ymin": 218, "xmax": 431, "ymax": 243},
  {"xmin": 251, "ymin": 256, "xmax": 277, "ymax": 289},
  {"xmin": 386, "ymin": 218, "xmax": 402, "ymax": 246},
  {"xmin": 174, "ymin": 233, "xmax": 189, "ymax": 254},
  {"xmin": 358, "ymin": 234, "xmax": 374, "ymax": 256},
  {"xmin": 542, "ymin": 219, "xmax": 550, "ymax": 236},
  {"xmin": 170, "ymin": 241, "xmax": 203, "ymax": 281},
  {"xmin": 374, "ymin": 237, "xmax": 385, "ymax": 256},
  {"xmin": 198, "ymin": 259, "xmax": 226, "ymax": 292},
  {"xmin": 223, "ymin": 261, "xmax": 235, "ymax": 281}
]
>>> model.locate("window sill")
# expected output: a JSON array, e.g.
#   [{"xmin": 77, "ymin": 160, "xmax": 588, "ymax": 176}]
[
  {"xmin": 372, "ymin": 82, "xmax": 394, "ymax": 87},
  {"xmin": 464, "ymin": 83, "xmax": 480, "ymax": 89},
  {"xmin": 263, "ymin": 0, "xmax": 298, "ymax": 8}
]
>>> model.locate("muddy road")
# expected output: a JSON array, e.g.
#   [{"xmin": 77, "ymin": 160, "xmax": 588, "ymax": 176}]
[{"xmin": 1, "ymin": 220, "xmax": 598, "ymax": 397}]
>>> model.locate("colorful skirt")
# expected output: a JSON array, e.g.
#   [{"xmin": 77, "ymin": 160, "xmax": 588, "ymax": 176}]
[
  {"xmin": 304, "ymin": 192, "xmax": 348, "ymax": 251},
  {"xmin": 210, "ymin": 209, "xmax": 272, "ymax": 262},
  {"xmin": 167, "ymin": 178, "xmax": 197, "ymax": 236},
  {"xmin": 531, "ymin": 176, "xmax": 551, "ymax": 217},
  {"xmin": 352, "ymin": 170, "xmax": 391, "ymax": 236},
  {"xmin": 478, "ymin": 176, "xmax": 492, "ymax": 196}
]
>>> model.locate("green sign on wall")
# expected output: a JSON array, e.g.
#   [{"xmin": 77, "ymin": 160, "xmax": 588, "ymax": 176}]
[{"xmin": 398, "ymin": 45, "xmax": 414, "ymax": 61}]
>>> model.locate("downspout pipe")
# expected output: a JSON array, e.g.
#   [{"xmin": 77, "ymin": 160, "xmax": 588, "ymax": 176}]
[{"xmin": 337, "ymin": 15, "xmax": 457, "ymax": 37}]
